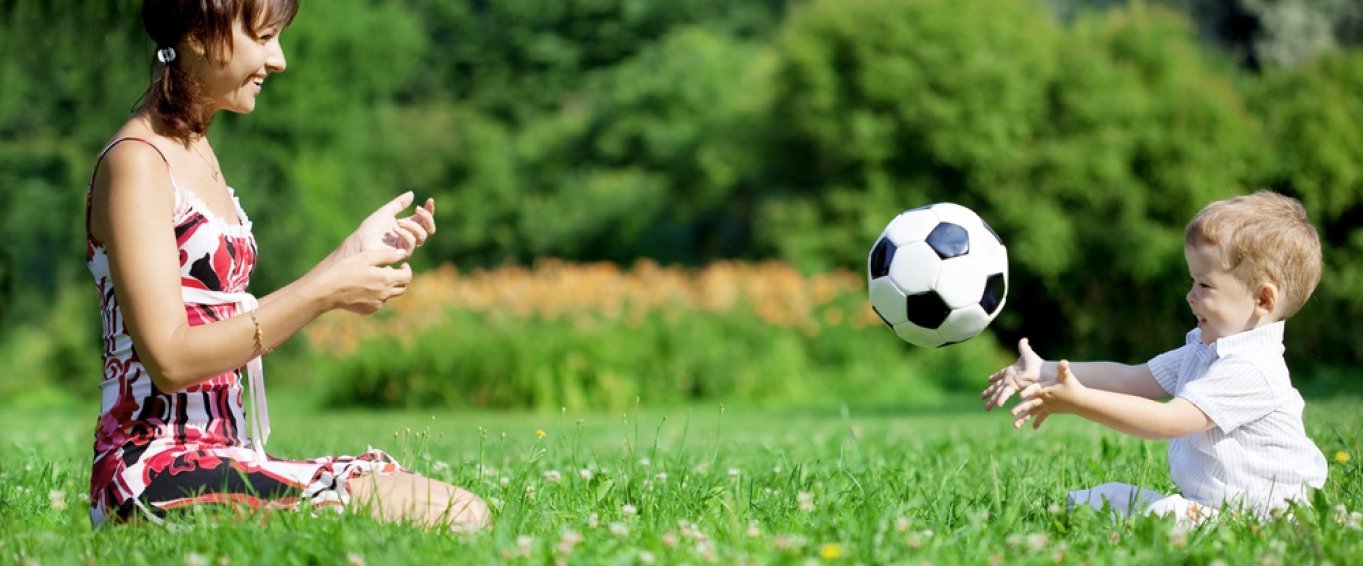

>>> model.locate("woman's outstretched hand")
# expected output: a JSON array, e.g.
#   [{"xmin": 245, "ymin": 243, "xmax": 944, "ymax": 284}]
[
  {"xmin": 313, "ymin": 191, "xmax": 437, "ymax": 314},
  {"xmin": 343, "ymin": 191, "xmax": 437, "ymax": 258}
]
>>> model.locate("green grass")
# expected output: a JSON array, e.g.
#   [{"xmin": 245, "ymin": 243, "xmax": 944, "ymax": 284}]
[{"xmin": 2, "ymin": 393, "xmax": 1360, "ymax": 565}]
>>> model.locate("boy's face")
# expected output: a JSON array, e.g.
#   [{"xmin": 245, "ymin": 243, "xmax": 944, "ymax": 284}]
[{"xmin": 1184, "ymin": 243, "xmax": 1266, "ymax": 344}]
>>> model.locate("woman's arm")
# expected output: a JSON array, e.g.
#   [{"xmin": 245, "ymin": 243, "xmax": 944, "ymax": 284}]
[{"xmin": 91, "ymin": 142, "xmax": 413, "ymax": 392}]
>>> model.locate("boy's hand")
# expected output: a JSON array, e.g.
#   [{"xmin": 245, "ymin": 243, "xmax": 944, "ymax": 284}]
[
  {"xmin": 1011, "ymin": 360, "xmax": 1085, "ymax": 430},
  {"xmin": 982, "ymin": 338, "xmax": 1043, "ymax": 411}
]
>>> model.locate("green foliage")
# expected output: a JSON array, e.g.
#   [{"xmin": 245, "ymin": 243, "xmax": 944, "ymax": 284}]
[
  {"xmin": 399, "ymin": 0, "xmax": 787, "ymax": 123},
  {"xmin": 384, "ymin": 27, "xmax": 775, "ymax": 266},
  {"xmin": 764, "ymin": 0, "xmax": 1062, "ymax": 272},
  {"xmin": 7, "ymin": 0, "xmax": 1363, "ymax": 406},
  {"xmin": 320, "ymin": 307, "xmax": 1008, "ymax": 412},
  {"xmin": 763, "ymin": 1, "xmax": 1265, "ymax": 360},
  {"xmin": 1006, "ymin": 6, "xmax": 1266, "ymax": 360}
]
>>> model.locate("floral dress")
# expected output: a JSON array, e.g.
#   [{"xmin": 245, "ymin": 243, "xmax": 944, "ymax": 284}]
[{"xmin": 86, "ymin": 137, "xmax": 399, "ymax": 526}]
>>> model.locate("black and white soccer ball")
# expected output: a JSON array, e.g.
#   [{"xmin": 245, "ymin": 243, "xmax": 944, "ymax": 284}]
[{"xmin": 867, "ymin": 203, "xmax": 1008, "ymax": 348}]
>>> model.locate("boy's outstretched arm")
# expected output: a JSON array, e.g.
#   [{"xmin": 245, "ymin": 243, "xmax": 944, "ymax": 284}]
[
  {"xmin": 983, "ymin": 339, "xmax": 1169, "ymax": 410},
  {"xmin": 1011, "ymin": 361, "xmax": 1213, "ymax": 440}
]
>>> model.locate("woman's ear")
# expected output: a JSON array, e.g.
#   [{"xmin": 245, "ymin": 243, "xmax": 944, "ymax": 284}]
[{"xmin": 1256, "ymin": 282, "xmax": 1279, "ymax": 317}]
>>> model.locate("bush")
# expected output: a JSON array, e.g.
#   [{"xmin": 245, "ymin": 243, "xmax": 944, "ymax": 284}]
[{"xmin": 312, "ymin": 262, "xmax": 1010, "ymax": 411}]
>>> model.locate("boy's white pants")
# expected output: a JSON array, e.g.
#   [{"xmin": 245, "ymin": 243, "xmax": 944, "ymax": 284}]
[{"xmin": 1068, "ymin": 482, "xmax": 1216, "ymax": 525}]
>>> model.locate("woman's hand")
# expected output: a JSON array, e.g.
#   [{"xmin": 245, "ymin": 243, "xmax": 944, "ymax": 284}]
[
  {"xmin": 342, "ymin": 191, "xmax": 437, "ymax": 258},
  {"xmin": 316, "ymin": 247, "xmax": 414, "ymax": 315}
]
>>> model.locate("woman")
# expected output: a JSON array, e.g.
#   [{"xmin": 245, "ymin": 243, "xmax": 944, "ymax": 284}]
[{"xmin": 86, "ymin": 0, "xmax": 489, "ymax": 530}]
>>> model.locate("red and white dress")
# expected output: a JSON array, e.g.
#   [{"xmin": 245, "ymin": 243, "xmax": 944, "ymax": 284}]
[{"xmin": 86, "ymin": 137, "xmax": 399, "ymax": 526}]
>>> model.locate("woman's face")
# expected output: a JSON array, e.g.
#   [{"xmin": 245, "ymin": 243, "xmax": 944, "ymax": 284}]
[{"xmin": 186, "ymin": 16, "xmax": 287, "ymax": 115}]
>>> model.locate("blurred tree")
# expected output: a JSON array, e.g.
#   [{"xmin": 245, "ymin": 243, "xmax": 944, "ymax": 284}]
[
  {"xmin": 766, "ymin": 0, "xmax": 1265, "ymax": 360},
  {"xmin": 1247, "ymin": 51, "xmax": 1363, "ymax": 364},
  {"xmin": 1047, "ymin": 0, "xmax": 1363, "ymax": 69},
  {"xmin": 399, "ymin": 0, "xmax": 786, "ymax": 124},
  {"xmin": 380, "ymin": 27, "xmax": 773, "ymax": 265}
]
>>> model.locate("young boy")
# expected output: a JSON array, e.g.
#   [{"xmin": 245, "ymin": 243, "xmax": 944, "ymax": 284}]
[{"xmin": 981, "ymin": 190, "xmax": 1328, "ymax": 523}]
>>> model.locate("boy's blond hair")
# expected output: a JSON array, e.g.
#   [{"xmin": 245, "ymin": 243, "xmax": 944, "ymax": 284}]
[{"xmin": 1185, "ymin": 190, "xmax": 1322, "ymax": 319}]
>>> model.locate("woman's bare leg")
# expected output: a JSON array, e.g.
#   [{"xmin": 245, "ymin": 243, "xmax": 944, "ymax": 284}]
[{"xmin": 347, "ymin": 471, "xmax": 490, "ymax": 531}]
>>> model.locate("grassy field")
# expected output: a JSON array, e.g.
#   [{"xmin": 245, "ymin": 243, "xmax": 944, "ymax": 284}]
[{"xmin": 2, "ymin": 393, "xmax": 1360, "ymax": 565}]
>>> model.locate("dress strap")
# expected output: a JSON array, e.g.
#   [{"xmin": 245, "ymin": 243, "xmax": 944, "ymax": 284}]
[
  {"xmin": 86, "ymin": 137, "xmax": 177, "ymax": 243},
  {"xmin": 89, "ymin": 136, "xmax": 171, "ymax": 185}
]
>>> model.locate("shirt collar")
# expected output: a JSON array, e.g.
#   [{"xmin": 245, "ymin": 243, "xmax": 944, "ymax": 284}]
[{"xmin": 1186, "ymin": 321, "xmax": 1286, "ymax": 356}]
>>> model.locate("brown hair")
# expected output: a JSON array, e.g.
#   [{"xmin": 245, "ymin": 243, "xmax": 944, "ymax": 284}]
[
  {"xmin": 138, "ymin": 0, "xmax": 299, "ymax": 140},
  {"xmin": 1185, "ymin": 190, "xmax": 1323, "ymax": 319}
]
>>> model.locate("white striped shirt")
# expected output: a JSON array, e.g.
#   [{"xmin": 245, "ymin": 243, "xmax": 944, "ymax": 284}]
[{"xmin": 1148, "ymin": 321, "xmax": 1327, "ymax": 513}]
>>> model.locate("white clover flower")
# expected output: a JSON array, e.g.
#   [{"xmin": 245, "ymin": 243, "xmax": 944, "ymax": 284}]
[
  {"xmin": 655, "ymin": 471, "xmax": 668, "ymax": 483},
  {"xmin": 1169, "ymin": 524, "xmax": 1189, "ymax": 549},
  {"xmin": 894, "ymin": 516, "xmax": 911, "ymax": 532},
  {"xmin": 579, "ymin": 469, "xmax": 594, "ymax": 481},
  {"xmin": 48, "ymin": 490, "xmax": 67, "ymax": 511},
  {"xmin": 588, "ymin": 512, "xmax": 599, "ymax": 529},
  {"xmin": 695, "ymin": 540, "xmax": 717, "ymax": 563},
  {"xmin": 639, "ymin": 457, "xmax": 651, "ymax": 467},
  {"xmin": 639, "ymin": 550, "xmax": 656, "ymax": 565},
  {"xmin": 622, "ymin": 504, "xmax": 638, "ymax": 517},
  {"xmin": 661, "ymin": 532, "xmax": 679, "ymax": 547},
  {"xmin": 773, "ymin": 534, "xmax": 807, "ymax": 552},
  {"xmin": 556, "ymin": 530, "xmax": 583, "ymax": 555},
  {"xmin": 797, "ymin": 491, "xmax": 815, "ymax": 512},
  {"xmin": 727, "ymin": 468, "xmax": 740, "ymax": 480},
  {"xmin": 745, "ymin": 521, "xmax": 761, "ymax": 538},
  {"xmin": 543, "ymin": 470, "xmax": 562, "ymax": 483},
  {"xmin": 186, "ymin": 553, "xmax": 209, "ymax": 566},
  {"xmin": 609, "ymin": 522, "xmax": 629, "ymax": 538},
  {"xmin": 345, "ymin": 554, "xmax": 365, "ymax": 566}
]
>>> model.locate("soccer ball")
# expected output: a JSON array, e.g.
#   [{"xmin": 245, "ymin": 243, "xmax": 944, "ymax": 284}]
[{"xmin": 867, "ymin": 203, "xmax": 1008, "ymax": 348}]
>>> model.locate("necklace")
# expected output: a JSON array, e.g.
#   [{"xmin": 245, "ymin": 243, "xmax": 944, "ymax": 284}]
[{"xmin": 191, "ymin": 141, "xmax": 223, "ymax": 183}]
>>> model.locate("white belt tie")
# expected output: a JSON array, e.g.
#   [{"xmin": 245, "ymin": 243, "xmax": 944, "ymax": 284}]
[{"xmin": 181, "ymin": 288, "xmax": 270, "ymax": 459}]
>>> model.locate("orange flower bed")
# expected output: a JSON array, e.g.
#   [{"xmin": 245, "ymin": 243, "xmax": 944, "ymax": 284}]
[{"xmin": 304, "ymin": 260, "xmax": 879, "ymax": 354}]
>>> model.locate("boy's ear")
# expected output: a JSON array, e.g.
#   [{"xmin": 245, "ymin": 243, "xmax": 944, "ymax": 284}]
[{"xmin": 1256, "ymin": 282, "xmax": 1279, "ymax": 317}]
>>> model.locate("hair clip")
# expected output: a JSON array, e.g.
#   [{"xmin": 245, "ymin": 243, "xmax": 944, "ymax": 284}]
[{"xmin": 156, "ymin": 47, "xmax": 177, "ymax": 64}]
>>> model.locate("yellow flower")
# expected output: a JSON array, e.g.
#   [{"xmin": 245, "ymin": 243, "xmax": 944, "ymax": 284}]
[
  {"xmin": 818, "ymin": 543, "xmax": 843, "ymax": 560},
  {"xmin": 1336, "ymin": 450, "xmax": 1352, "ymax": 463},
  {"xmin": 536, "ymin": 429, "xmax": 546, "ymax": 439}
]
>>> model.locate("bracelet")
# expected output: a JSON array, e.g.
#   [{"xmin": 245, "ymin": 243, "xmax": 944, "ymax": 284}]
[{"xmin": 249, "ymin": 311, "xmax": 273, "ymax": 356}]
